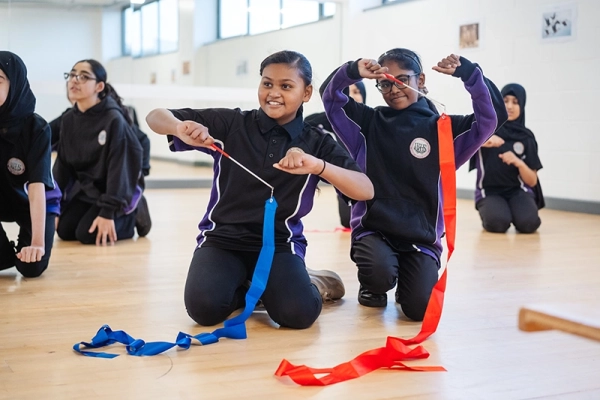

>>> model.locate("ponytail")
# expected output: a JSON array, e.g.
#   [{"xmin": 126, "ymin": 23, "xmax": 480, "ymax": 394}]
[{"xmin": 103, "ymin": 83, "xmax": 132, "ymax": 126}]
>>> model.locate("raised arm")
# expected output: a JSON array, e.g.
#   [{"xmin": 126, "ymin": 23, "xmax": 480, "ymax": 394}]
[
  {"xmin": 433, "ymin": 55, "xmax": 508, "ymax": 168},
  {"xmin": 320, "ymin": 61, "xmax": 377, "ymax": 163}
]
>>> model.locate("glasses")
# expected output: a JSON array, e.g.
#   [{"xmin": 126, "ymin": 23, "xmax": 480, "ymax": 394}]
[
  {"xmin": 375, "ymin": 74, "xmax": 420, "ymax": 94},
  {"xmin": 64, "ymin": 72, "xmax": 97, "ymax": 83}
]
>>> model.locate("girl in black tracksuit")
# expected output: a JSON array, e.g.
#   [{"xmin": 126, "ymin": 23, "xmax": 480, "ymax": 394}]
[
  {"xmin": 321, "ymin": 49, "xmax": 507, "ymax": 320},
  {"xmin": 53, "ymin": 59, "xmax": 143, "ymax": 246},
  {"xmin": 0, "ymin": 51, "xmax": 61, "ymax": 277},
  {"xmin": 470, "ymin": 83, "xmax": 543, "ymax": 233}
]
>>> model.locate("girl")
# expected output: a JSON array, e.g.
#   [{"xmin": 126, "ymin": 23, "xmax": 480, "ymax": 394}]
[
  {"xmin": 320, "ymin": 49, "xmax": 508, "ymax": 320},
  {"xmin": 470, "ymin": 83, "xmax": 543, "ymax": 233},
  {"xmin": 0, "ymin": 51, "xmax": 61, "ymax": 278},
  {"xmin": 53, "ymin": 59, "xmax": 144, "ymax": 246},
  {"xmin": 146, "ymin": 50, "xmax": 374, "ymax": 330}
]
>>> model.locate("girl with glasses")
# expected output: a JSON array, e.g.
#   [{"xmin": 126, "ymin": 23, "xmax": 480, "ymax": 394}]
[
  {"xmin": 52, "ymin": 59, "xmax": 146, "ymax": 246},
  {"xmin": 0, "ymin": 51, "xmax": 61, "ymax": 277},
  {"xmin": 319, "ymin": 48, "xmax": 507, "ymax": 321}
]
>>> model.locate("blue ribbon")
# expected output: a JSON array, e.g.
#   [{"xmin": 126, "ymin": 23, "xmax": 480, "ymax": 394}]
[{"xmin": 74, "ymin": 197, "xmax": 278, "ymax": 358}]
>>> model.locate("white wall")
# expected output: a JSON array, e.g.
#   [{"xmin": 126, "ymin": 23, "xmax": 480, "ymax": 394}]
[
  {"xmin": 0, "ymin": 4, "xmax": 105, "ymax": 120},
  {"xmin": 2, "ymin": 0, "xmax": 599, "ymax": 203}
]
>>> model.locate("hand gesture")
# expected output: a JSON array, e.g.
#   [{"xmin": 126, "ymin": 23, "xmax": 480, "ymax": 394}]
[
  {"xmin": 482, "ymin": 135, "xmax": 505, "ymax": 148},
  {"xmin": 16, "ymin": 246, "xmax": 45, "ymax": 263},
  {"xmin": 176, "ymin": 121, "xmax": 215, "ymax": 148},
  {"xmin": 498, "ymin": 151, "xmax": 522, "ymax": 167},
  {"xmin": 89, "ymin": 216, "xmax": 118, "ymax": 246},
  {"xmin": 273, "ymin": 147, "xmax": 323, "ymax": 176},
  {"xmin": 357, "ymin": 59, "xmax": 388, "ymax": 80},
  {"xmin": 432, "ymin": 54, "xmax": 461, "ymax": 76}
]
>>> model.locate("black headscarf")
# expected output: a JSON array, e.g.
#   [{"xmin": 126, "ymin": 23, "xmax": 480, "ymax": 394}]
[
  {"xmin": 0, "ymin": 51, "xmax": 36, "ymax": 129},
  {"xmin": 353, "ymin": 80, "xmax": 366, "ymax": 104},
  {"xmin": 497, "ymin": 83, "xmax": 535, "ymax": 141}
]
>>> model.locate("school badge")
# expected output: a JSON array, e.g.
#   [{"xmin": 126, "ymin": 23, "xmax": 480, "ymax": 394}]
[
  {"xmin": 513, "ymin": 141, "xmax": 524, "ymax": 155},
  {"xmin": 410, "ymin": 138, "xmax": 431, "ymax": 159},
  {"xmin": 98, "ymin": 130, "xmax": 107, "ymax": 145},
  {"xmin": 7, "ymin": 158, "xmax": 25, "ymax": 176}
]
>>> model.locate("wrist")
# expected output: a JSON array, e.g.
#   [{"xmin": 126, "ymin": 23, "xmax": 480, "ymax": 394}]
[
  {"xmin": 316, "ymin": 160, "xmax": 327, "ymax": 176},
  {"xmin": 287, "ymin": 147, "xmax": 305, "ymax": 154}
]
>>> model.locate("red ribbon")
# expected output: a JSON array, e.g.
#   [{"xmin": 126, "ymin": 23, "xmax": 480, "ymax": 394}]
[{"xmin": 275, "ymin": 114, "xmax": 456, "ymax": 385}]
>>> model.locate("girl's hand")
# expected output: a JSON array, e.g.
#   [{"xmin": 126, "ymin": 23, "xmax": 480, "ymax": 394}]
[
  {"xmin": 273, "ymin": 148, "xmax": 323, "ymax": 175},
  {"xmin": 498, "ymin": 151, "xmax": 522, "ymax": 167},
  {"xmin": 176, "ymin": 121, "xmax": 215, "ymax": 148},
  {"xmin": 482, "ymin": 135, "xmax": 505, "ymax": 148},
  {"xmin": 432, "ymin": 54, "xmax": 461, "ymax": 75},
  {"xmin": 16, "ymin": 246, "xmax": 45, "ymax": 263},
  {"xmin": 89, "ymin": 216, "xmax": 118, "ymax": 246},
  {"xmin": 357, "ymin": 59, "xmax": 388, "ymax": 80}
]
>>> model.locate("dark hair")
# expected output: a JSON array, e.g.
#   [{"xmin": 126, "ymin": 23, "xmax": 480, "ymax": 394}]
[
  {"xmin": 377, "ymin": 48, "xmax": 423, "ymax": 74},
  {"xmin": 259, "ymin": 50, "xmax": 312, "ymax": 86},
  {"xmin": 74, "ymin": 58, "xmax": 132, "ymax": 125}
]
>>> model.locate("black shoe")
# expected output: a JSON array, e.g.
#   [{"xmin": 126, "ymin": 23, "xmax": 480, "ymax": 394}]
[
  {"xmin": 135, "ymin": 195, "xmax": 152, "ymax": 237},
  {"xmin": 358, "ymin": 286, "xmax": 387, "ymax": 307}
]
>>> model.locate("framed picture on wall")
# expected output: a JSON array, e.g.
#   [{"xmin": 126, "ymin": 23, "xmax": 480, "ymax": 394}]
[
  {"xmin": 459, "ymin": 22, "xmax": 480, "ymax": 50},
  {"xmin": 541, "ymin": 3, "xmax": 577, "ymax": 41}
]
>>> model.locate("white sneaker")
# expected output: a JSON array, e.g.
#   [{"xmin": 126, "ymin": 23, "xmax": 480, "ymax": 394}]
[{"xmin": 307, "ymin": 268, "xmax": 345, "ymax": 302}]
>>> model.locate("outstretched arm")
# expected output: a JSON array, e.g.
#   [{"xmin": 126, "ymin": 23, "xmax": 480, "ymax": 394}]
[
  {"xmin": 146, "ymin": 108, "xmax": 215, "ymax": 148},
  {"xmin": 273, "ymin": 148, "xmax": 374, "ymax": 201}
]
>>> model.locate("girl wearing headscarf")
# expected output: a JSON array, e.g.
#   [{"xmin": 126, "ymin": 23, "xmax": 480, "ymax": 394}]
[
  {"xmin": 0, "ymin": 51, "xmax": 61, "ymax": 277},
  {"xmin": 470, "ymin": 83, "xmax": 543, "ymax": 233}
]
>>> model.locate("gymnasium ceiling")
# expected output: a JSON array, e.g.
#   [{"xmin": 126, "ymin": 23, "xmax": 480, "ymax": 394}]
[{"xmin": 1, "ymin": 0, "xmax": 130, "ymax": 8}]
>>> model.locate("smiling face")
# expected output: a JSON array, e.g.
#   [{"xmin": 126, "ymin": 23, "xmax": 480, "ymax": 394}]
[
  {"xmin": 66, "ymin": 62, "xmax": 104, "ymax": 107},
  {"xmin": 504, "ymin": 94, "xmax": 521, "ymax": 122},
  {"xmin": 0, "ymin": 69, "xmax": 9, "ymax": 108},
  {"xmin": 379, "ymin": 61, "xmax": 424, "ymax": 110},
  {"xmin": 258, "ymin": 63, "xmax": 313, "ymax": 126}
]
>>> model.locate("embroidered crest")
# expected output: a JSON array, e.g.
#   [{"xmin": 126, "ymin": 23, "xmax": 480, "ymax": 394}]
[
  {"xmin": 513, "ymin": 141, "xmax": 524, "ymax": 155},
  {"xmin": 7, "ymin": 158, "xmax": 25, "ymax": 176},
  {"xmin": 410, "ymin": 138, "xmax": 431, "ymax": 159},
  {"xmin": 98, "ymin": 130, "xmax": 107, "ymax": 145}
]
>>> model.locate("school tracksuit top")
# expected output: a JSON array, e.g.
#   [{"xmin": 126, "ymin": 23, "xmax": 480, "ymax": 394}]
[
  {"xmin": 321, "ymin": 57, "xmax": 508, "ymax": 261},
  {"xmin": 52, "ymin": 96, "xmax": 143, "ymax": 219},
  {"xmin": 168, "ymin": 107, "xmax": 362, "ymax": 259}
]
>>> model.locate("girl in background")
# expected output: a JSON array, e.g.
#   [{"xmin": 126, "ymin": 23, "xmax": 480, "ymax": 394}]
[
  {"xmin": 470, "ymin": 83, "xmax": 543, "ymax": 233},
  {"xmin": 53, "ymin": 59, "xmax": 145, "ymax": 246}
]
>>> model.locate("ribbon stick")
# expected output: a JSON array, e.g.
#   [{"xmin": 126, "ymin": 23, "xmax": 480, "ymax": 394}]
[
  {"xmin": 74, "ymin": 197, "xmax": 278, "ymax": 358},
  {"xmin": 211, "ymin": 143, "xmax": 274, "ymax": 197},
  {"xmin": 275, "ymin": 115, "xmax": 456, "ymax": 385}
]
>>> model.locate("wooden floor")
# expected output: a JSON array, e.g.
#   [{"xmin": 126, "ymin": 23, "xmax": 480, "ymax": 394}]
[{"xmin": 1, "ymin": 161, "xmax": 600, "ymax": 399}]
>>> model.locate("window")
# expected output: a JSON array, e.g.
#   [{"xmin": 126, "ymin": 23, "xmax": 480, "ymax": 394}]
[
  {"xmin": 218, "ymin": 0, "xmax": 336, "ymax": 40},
  {"xmin": 122, "ymin": 0, "xmax": 179, "ymax": 58}
]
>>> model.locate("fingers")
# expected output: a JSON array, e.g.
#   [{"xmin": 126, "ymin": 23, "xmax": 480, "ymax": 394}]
[
  {"xmin": 359, "ymin": 59, "xmax": 388, "ymax": 79},
  {"xmin": 16, "ymin": 247, "xmax": 45, "ymax": 263},
  {"xmin": 432, "ymin": 54, "xmax": 461, "ymax": 75}
]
